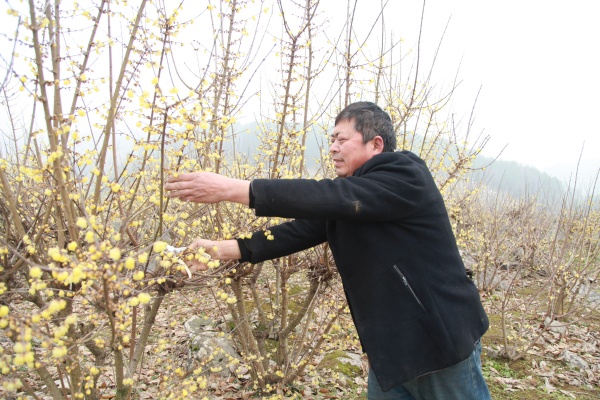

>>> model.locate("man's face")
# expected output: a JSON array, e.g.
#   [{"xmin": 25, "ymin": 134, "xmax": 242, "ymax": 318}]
[{"xmin": 330, "ymin": 119, "xmax": 381, "ymax": 177}]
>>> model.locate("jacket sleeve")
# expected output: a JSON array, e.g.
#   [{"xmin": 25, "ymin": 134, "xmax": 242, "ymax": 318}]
[
  {"xmin": 251, "ymin": 153, "xmax": 428, "ymax": 222},
  {"xmin": 237, "ymin": 218, "xmax": 327, "ymax": 264}
]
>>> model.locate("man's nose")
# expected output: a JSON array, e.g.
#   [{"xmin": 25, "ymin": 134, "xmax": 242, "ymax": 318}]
[{"xmin": 329, "ymin": 141, "xmax": 338, "ymax": 153}]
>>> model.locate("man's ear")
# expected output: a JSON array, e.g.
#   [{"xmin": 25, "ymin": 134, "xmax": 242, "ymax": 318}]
[{"xmin": 372, "ymin": 136, "xmax": 384, "ymax": 153}]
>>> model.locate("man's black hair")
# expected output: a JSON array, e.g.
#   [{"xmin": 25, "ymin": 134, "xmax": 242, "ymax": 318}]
[{"xmin": 335, "ymin": 102, "xmax": 397, "ymax": 152}]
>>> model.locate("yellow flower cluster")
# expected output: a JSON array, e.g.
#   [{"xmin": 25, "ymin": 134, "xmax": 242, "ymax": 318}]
[
  {"xmin": 216, "ymin": 289, "xmax": 237, "ymax": 304},
  {"xmin": 11, "ymin": 340, "xmax": 35, "ymax": 368},
  {"xmin": 41, "ymin": 299, "xmax": 67, "ymax": 320},
  {"xmin": 128, "ymin": 292, "xmax": 152, "ymax": 306}
]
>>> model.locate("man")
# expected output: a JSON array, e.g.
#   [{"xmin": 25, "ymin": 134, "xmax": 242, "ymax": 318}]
[{"xmin": 166, "ymin": 102, "xmax": 490, "ymax": 399}]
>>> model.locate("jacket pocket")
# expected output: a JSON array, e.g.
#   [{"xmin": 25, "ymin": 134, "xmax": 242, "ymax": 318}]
[{"xmin": 392, "ymin": 264, "xmax": 427, "ymax": 313}]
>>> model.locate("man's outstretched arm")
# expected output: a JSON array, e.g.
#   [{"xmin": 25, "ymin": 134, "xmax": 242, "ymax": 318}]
[
  {"xmin": 165, "ymin": 172, "xmax": 249, "ymax": 272},
  {"xmin": 165, "ymin": 171, "xmax": 326, "ymax": 271},
  {"xmin": 165, "ymin": 171, "xmax": 250, "ymax": 205}
]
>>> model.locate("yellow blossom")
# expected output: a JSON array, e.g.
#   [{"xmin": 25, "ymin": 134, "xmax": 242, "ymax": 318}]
[
  {"xmin": 42, "ymin": 299, "xmax": 67, "ymax": 319},
  {"xmin": 0, "ymin": 306, "xmax": 9, "ymax": 318},
  {"xmin": 125, "ymin": 257, "xmax": 135, "ymax": 270},
  {"xmin": 29, "ymin": 267, "xmax": 43, "ymax": 279},
  {"xmin": 138, "ymin": 252, "xmax": 148, "ymax": 263},
  {"xmin": 133, "ymin": 271, "xmax": 144, "ymax": 281},
  {"xmin": 109, "ymin": 247, "xmax": 121, "ymax": 261},
  {"xmin": 85, "ymin": 231, "xmax": 95, "ymax": 243},
  {"xmin": 52, "ymin": 346, "xmax": 67, "ymax": 359},
  {"xmin": 70, "ymin": 267, "xmax": 85, "ymax": 284},
  {"xmin": 137, "ymin": 292, "xmax": 151, "ymax": 304},
  {"xmin": 76, "ymin": 217, "xmax": 88, "ymax": 229},
  {"xmin": 153, "ymin": 241, "xmax": 167, "ymax": 253},
  {"xmin": 48, "ymin": 247, "xmax": 67, "ymax": 263}
]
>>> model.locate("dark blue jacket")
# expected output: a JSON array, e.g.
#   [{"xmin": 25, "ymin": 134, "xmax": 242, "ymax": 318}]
[{"xmin": 238, "ymin": 151, "xmax": 488, "ymax": 391}]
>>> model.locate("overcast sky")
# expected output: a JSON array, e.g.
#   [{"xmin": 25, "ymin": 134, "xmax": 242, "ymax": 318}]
[
  {"xmin": 1, "ymin": 1, "xmax": 598, "ymax": 184},
  {"xmin": 363, "ymin": 0, "xmax": 600, "ymax": 184}
]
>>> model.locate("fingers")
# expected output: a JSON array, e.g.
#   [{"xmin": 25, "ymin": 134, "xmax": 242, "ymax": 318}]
[
  {"xmin": 164, "ymin": 179, "xmax": 186, "ymax": 193},
  {"xmin": 164, "ymin": 172, "xmax": 216, "ymax": 203},
  {"xmin": 166, "ymin": 172, "xmax": 195, "ymax": 183},
  {"xmin": 165, "ymin": 173, "xmax": 196, "ymax": 193},
  {"xmin": 164, "ymin": 187, "xmax": 184, "ymax": 199},
  {"xmin": 185, "ymin": 259, "xmax": 208, "ymax": 273},
  {"xmin": 180, "ymin": 239, "xmax": 217, "ymax": 273},
  {"xmin": 188, "ymin": 238, "xmax": 210, "ymax": 250}
]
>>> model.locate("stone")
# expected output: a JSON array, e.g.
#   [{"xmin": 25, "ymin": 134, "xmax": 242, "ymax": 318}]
[
  {"xmin": 561, "ymin": 350, "xmax": 589, "ymax": 370},
  {"xmin": 184, "ymin": 315, "xmax": 214, "ymax": 334},
  {"xmin": 184, "ymin": 316, "xmax": 239, "ymax": 377},
  {"xmin": 544, "ymin": 317, "xmax": 568, "ymax": 335},
  {"xmin": 337, "ymin": 352, "xmax": 362, "ymax": 369}
]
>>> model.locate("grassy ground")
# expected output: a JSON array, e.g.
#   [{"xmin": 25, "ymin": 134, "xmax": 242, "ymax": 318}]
[
  {"xmin": 3, "ymin": 271, "xmax": 598, "ymax": 399},
  {"xmin": 294, "ymin": 289, "xmax": 600, "ymax": 400},
  {"xmin": 478, "ymin": 310, "xmax": 600, "ymax": 400}
]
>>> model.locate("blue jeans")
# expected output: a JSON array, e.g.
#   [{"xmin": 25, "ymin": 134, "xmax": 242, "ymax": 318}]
[{"xmin": 368, "ymin": 340, "xmax": 491, "ymax": 400}]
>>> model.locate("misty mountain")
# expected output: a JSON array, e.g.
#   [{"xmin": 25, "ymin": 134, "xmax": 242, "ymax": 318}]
[
  {"xmin": 470, "ymin": 156, "xmax": 566, "ymax": 200},
  {"xmin": 225, "ymin": 122, "xmax": 569, "ymax": 200}
]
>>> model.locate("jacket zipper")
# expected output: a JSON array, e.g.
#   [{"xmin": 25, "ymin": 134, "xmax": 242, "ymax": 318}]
[{"xmin": 393, "ymin": 264, "xmax": 426, "ymax": 312}]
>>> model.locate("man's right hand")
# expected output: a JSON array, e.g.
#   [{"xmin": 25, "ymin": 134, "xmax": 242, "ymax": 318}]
[
  {"xmin": 165, "ymin": 172, "xmax": 250, "ymax": 205},
  {"xmin": 183, "ymin": 238, "xmax": 242, "ymax": 274}
]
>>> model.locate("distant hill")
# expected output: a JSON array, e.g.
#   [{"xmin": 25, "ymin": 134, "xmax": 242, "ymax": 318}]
[
  {"xmin": 225, "ymin": 122, "xmax": 570, "ymax": 201},
  {"xmin": 470, "ymin": 156, "xmax": 566, "ymax": 200},
  {"xmin": 545, "ymin": 159, "xmax": 599, "ymax": 190}
]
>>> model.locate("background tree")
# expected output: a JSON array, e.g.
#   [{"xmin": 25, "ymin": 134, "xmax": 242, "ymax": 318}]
[{"xmin": 2, "ymin": 1, "xmax": 597, "ymax": 399}]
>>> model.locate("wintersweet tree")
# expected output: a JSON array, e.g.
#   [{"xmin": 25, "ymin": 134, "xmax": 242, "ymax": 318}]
[{"xmin": 0, "ymin": 1, "xmax": 490, "ymax": 398}]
